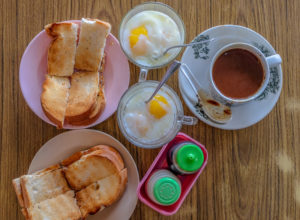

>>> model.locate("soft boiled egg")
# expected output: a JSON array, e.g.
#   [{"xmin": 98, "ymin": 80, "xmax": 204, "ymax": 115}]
[
  {"xmin": 123, "ymin": 89, "xmax": 175, "ymax": 141},
  {"xmin": 122, "ymin": 11, "xmax": 181, "ymax": 67}
]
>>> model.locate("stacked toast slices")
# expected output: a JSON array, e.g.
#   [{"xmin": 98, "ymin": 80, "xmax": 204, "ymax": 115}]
[
  {"xmin": 12, "ymin": 145, "xmax": 127, "ymax": 220},
  {"xmin": 41, "ymin": 18, "xmax": 111, "ymax": 128}
]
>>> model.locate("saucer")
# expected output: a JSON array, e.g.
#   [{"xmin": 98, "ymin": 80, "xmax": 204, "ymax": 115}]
[
  {"xmin": 28, "ymin": 129, "xmax": 139, "ymax": 220},
  {"xmin": 178, "ymin": 25, "xmax": 282, "ymax": 130},
  {"xmin": 19, "ymin": 20, "xmax": 130, "ymax": 129}
]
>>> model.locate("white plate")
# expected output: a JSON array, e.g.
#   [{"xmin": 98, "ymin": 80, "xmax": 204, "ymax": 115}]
[
  {"xmin": 179, "ymin": 25, "xmax": 282, "ymax": 130},
  {"xmin": 28, "ymin": 129, "xmax": 139, "ymax": 220}
]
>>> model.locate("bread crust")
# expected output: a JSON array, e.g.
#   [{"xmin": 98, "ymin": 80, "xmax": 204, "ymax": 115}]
[
  {"xmin": 45, "ymin": 22, "xmax": 78, "ymax": 76},
  {"xmin": 12, "ymin": 178, "xmax": 25, "ymax": 208},
  {"xmin": 76, "ymin": 169, "xmax": 127, "ymax": 218},
  {"xmin": 64, "ymin": 71, "xmax": 99, "ymax": 124},
  {"xmin": 68, "ymin": 76, "xmax": 105, "ymax": 126},
  {"xmin": 63, "ymin": 150, "xmax": 121, "ymax": 190},
  {"xmin": 20, "ymin": 168, "xmax": 70, "ymax": 208},
  {"xmin": 41, "ymin": 75, "xmax": 70, "ymax": 128},
  {"xmin": 74, "ymin": 18, "xmax": 111, "ymax": 72},
  {"xmin": 26, "ymin": 191, "xmax": 81, "ymax": 220}
]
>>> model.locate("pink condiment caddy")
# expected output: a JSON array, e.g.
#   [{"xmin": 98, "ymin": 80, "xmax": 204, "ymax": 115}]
[{"xmin": 137, "ymin": 132, "xmax": 208, "ymax": 216}]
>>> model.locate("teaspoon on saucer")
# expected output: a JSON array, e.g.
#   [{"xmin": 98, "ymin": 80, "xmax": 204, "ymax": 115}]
[{"xmin": 180, "ymin": 63, "xmax": 232, "ymax": 124}]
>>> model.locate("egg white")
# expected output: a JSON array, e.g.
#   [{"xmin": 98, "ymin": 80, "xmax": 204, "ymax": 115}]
[
  {"xmin": 123, "ymin": 89, "xmax": 176, "ymax": 141},
  {"xmin": 122, "ymin": 10, "xmax": 181, "ymax": 67}
]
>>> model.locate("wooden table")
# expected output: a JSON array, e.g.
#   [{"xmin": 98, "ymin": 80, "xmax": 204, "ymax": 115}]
[{"xmin": 1, "ymin": 0, "xmax": 299, "ymax": 219}]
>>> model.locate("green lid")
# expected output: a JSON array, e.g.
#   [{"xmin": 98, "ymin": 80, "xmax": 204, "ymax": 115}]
[
  {"xmin": 153, "ymin": 177, "xmax": 181, "ymax": 205},
  {"xmin": 176, "ymin": 144, "xmax": 204, "ymax": 172}
]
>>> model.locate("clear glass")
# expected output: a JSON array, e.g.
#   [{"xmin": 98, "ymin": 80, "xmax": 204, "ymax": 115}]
[
  {"xmin": 117, "ymin": 81, "xmax": 197, "ymax": 149},
  {"xmin": 119, "ymin": 2, "xmax": 186, "ymax": 80}
]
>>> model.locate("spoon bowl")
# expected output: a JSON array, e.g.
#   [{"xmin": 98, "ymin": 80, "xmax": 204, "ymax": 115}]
[{"xmin": 180, "ymin": 63, "xmax": 232, "ymax": 124}]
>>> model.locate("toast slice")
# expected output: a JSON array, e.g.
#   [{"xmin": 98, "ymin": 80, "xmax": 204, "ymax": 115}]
[
  {"xmin": 12, "ymin": 164, "xmax": 61, "ymax": 208},
  {"xmin": 67, "ymin": 74, "xmax": 105, "ymax": 126},
  {"xmin": 64, "ymin": 71, "xmax": 99, "ymax": 124},
  {"xmin": 76, "ymin": 169, "xmax": 127, "ymax": 218},
  {"xmin": 20, "ymin": 168, "xmax": 70, "ymax": 208},
  {"xmin": 75, "ymin": 18, "xmax": 111, "ymax": 72},
  {"xmin": 61, "ymin": 145, "xmax": 124, "ymax": 170},
  {"xmin": 45, "ymin": 22, "xmax": 78, "ymax": 76},
  {"xmin": 26, "ymin": 191, "xmax": 82, "ymax": 220},
  {"xmin": 63, "ymin": 149, "xmax": 123, "ymax": 190},
  {"xmin": 41, "ymin": 75, "xmax": 70, "ymax": 128}
]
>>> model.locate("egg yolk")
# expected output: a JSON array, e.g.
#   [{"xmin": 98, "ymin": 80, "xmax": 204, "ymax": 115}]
[
  {"xmin": 148, "ymin": 95, "xmax": 170, "ymax": 119},
  {"xmin": 129, "ymin": 26, "xmax": 148, "ymax": 48}
]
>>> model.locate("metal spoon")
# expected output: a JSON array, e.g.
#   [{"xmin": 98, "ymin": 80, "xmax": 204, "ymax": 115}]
[
  {"xmin": 145, "ymin": 60, "xmax": 181, "ymax": 104},
  {"xmin": 180, "ymin": 63, "xmax": 232, "ymax": 124},
  {"xmin": 153, "ymin": 39, "xmax": 214, "ymax": 60}
]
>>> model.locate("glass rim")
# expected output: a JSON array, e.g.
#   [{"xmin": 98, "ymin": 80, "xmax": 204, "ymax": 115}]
[
  {"xmin": 118, "ymin": 1, "xmax": 186, "ymax": 70},
  {"xmin": 116, "ymin": 80, "xmax": 184, "ymax": 148}
]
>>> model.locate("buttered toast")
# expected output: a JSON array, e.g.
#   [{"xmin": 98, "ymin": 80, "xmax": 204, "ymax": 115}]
[
  {"xmin": 76, "ymin": 169, "xmax": 128, "ymax": 218},
  {"xmin": 41, "ymin": 19, "xmax": 110, "ymax": 128},
  {"xmin": 26, "ymin": 191, "xmax": 81, "ymax": 220},
  {"xmin": 45, "ymin": 22, "xmax": 78, "ymax": 77},
  {"xmin": 12, "ymin": 145, "xmax": 127, "ymax": 220},
  {"xmin": 63, "ymin": 148, "xmax": 124, "ymax": 190},
  {"xmin": 41, "ymin": 75, "xmax": 70, "ymax": 128},
  {"xmin": 64, "ymin": 71, "xmax": 99, "ymax": 124},
  {"xmin": 75, "ymin": 18, "xmax": 111, "ymax": 72}
]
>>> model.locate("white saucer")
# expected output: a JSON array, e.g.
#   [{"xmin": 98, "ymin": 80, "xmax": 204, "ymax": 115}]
[
  {"xmin": 178, "ymin": 25, "xmax": 282, "ymax": 130},
  {"xmin": 28, "ymin": 129, "xmax": 139, "ymax": 220}
]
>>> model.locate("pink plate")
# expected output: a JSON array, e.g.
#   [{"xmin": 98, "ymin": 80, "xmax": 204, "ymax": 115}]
[{"xmin": 19, "ymin": 20, "xmax": 130, "ymax": 129}]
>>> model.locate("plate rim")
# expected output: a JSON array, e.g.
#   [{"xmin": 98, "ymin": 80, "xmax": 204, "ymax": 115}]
[
  {"xmin": 19, "ymin": 20, "xmax": 130, "ymax": 129},
  {"xmin": 179, "ymin": 24, "xmax": 283, "ymax": 130},
  {"xmin": 28, "ymin": 129, "xmax": 139, "ymax": 220}
]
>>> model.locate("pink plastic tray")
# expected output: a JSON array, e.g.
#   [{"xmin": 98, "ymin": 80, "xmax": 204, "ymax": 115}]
[{"xmin": 137, "ymin": 132, "xmax": 208, "ymax": 216}]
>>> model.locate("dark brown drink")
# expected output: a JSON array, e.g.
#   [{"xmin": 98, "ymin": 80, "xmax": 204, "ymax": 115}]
[{"xmin": 212, "ymin": 48, "xmax": 264, "ymax": 99}]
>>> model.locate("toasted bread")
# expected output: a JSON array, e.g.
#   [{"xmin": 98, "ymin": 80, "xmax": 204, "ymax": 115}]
[
  {"xmin": 61, "ymin": 145, "xmax": 124, "ymax": 169},
  {"xmin": 76, "ymin": 169, "xmax": 127, "ymax": 218},
  {"xmin": 20, "ymin": 168, "xmax": 70, "ymax": 208},
  {"xmin": 86, "ymin": 145, "xmax": 124, "ymax": 171},
  {"xmin": 41, "ymin": 75, "xmax": 70, "ymax": 128},
  {"xmin": 45, "ymin": 22, "xmax": 78, "ymax": 76},
  {"xmin": 12, "ymin": 164, "xmax": 61, "ymax": 208},
  {"xmin": 63, "ymin": 149, "xmax": 123, "ymax": 190},
  {"xmin": 75, "ymin": 18, "xmax": 111, "ymax": 72},
  {"xmin": 12, "ymin": 177, "xmax": 25, "ymax": 208},
  {"xmin": 26, "ymin": 191, "xmax": 81, "ymax": 220},
  {"xmin": 67, "ymin": 74, "xmax": 105, "ymax": 126},
  {"xmin": 64, "ymin": 71, "xmax": 99, "ymax": 124}
]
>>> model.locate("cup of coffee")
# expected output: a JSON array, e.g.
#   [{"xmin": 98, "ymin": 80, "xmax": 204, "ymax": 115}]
[{"xmin": 209, "ymin": 43, "xmax": 282, "ymax": 104}]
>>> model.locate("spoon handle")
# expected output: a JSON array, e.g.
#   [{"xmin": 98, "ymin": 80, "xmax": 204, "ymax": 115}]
[
  {"xmin": 145, "ymin": 60, "xmax": 181, "ymax": 104},
  {"xmin": 180, "ymin": 64, "xmax": 199, "ymax": 96},
  {"xmin": 163, "ymin": 39, "xmax": 213, "ymax": 56}
]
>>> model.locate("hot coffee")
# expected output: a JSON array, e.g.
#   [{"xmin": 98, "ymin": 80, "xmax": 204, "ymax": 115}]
[{"xmin": 212, "ymin": 48, "xmax": 264, "ymax": 99}]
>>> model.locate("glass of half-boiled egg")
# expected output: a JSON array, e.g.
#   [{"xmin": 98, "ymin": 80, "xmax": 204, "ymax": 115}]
[
  {"xmin": 117, "ymin": 81, "xmax": 197, "ymax": 148},
  {"xmin": 119, "ymin": 2, "xmax": 185, "ymax": 80}
]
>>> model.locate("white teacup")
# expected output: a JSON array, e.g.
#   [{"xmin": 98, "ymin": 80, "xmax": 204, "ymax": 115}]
[{"xmin": 209, "ymin": 43, "xmax": 282, "ymax": 105}]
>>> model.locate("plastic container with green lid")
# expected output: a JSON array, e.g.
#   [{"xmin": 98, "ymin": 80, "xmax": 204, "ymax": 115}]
[
  {"xmin": 146, "ymin": 169, "xmax": 181, "ymax": 206},
  {"xmin": 168, "ymin": 141, "xmax": 204, "ymax": 174}
]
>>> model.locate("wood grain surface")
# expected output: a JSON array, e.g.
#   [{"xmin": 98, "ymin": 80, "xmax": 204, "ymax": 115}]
[{"xmin": 1, "ymin": 0, "xmax": 299, "ymax": 219}]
